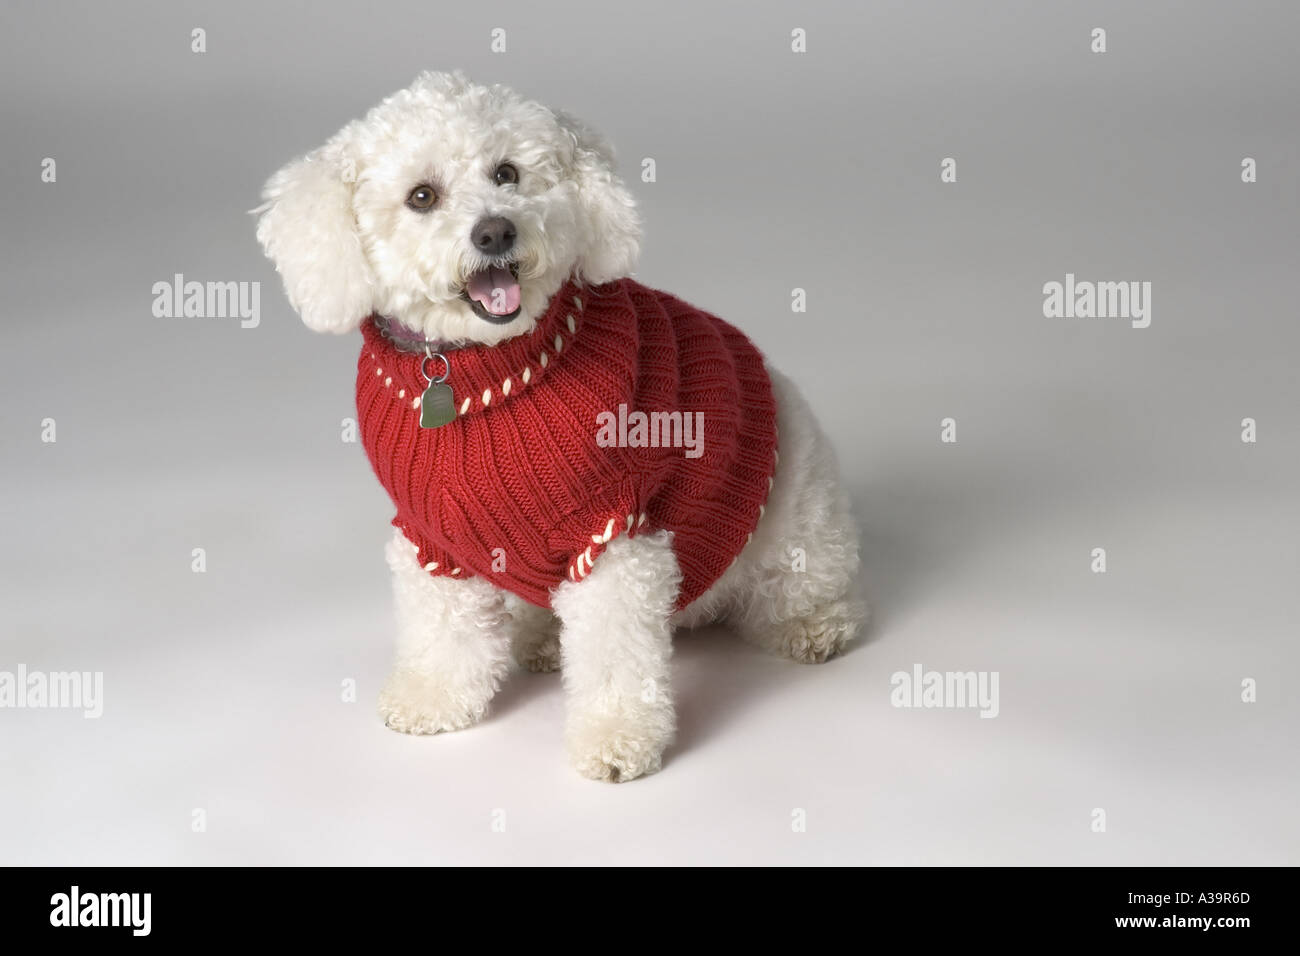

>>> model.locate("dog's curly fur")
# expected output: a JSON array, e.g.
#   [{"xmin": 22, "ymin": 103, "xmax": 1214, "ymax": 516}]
[{"xmin": 257, "ymin": 71, "xmax": 867, "ymax": 782}]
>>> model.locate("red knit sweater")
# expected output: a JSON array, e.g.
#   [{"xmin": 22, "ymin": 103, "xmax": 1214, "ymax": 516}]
[{"xmin": 356, "ymin": 278, "xmax": 777, "ymax": 609}]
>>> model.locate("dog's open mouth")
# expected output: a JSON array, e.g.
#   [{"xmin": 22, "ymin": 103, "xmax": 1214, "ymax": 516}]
[{"xmin": 461, "ymin": 262, "xmax": 522, "ymax": 323}]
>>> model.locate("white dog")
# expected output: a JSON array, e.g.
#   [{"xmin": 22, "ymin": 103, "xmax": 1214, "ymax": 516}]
[{"xmin": 256, "ymin": 71, "xmax": 865, "ymax": 781}]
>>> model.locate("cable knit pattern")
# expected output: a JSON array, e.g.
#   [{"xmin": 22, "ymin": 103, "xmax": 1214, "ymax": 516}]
[{"xmin": 356, "ymin": 278, "xmax": 778, "ymax": 609}]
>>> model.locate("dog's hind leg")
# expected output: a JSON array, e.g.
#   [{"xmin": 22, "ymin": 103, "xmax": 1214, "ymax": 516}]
[
  {"xmin": 505, "ymin": 592, "xmax": 562, "ymax": 673},
  {"xmin": 377, "ymin": 529, "xmax": 513, "ymax": 734},
  {"xmin": 726, "ymin": 368, "xmax": 868, "ymax": 663}
]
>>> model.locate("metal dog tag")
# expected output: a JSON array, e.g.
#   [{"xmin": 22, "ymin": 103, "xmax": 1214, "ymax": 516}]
[
  {"xmin": 419, "ymin": 349, "xmax": 455, "ymax": 428},
  {"xmin": 420, "ymin": 382, "xmax": 455, "ymax": 428}
]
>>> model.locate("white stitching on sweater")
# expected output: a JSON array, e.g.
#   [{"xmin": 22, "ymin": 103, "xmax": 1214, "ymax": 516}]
[
  {"xmin": 373, "ymin": 343, "xmax": 552, "ymax": 415},
  {"xmin": 590, "ymin": 517, "xmax": 617, "ymax": 545},
  {"xmin": 577, "ymin": 513, "xmax": 623, "ymax": 577},
  {"xmin": 372, "ymin": 301, "xmax": 580, "ymax": 416}
]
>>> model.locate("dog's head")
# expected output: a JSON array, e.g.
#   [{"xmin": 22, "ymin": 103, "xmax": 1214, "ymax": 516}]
[{"xmin": 256, "ymin": 71, "xmax": 640, "ymax": 345}]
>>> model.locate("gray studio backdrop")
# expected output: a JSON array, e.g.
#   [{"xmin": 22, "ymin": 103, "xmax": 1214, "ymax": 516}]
[{"xmin": 2, "ymin": 0, "xmax": 1297, "ymax": 865}]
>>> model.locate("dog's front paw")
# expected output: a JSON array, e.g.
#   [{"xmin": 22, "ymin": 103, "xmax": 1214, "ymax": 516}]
[
  {"xmin": 378, "ymin": 668, "xmax": 489, "ymax": 735},
  {"xmin": 566, "ymin": 712, "xmax": 672, "ymax": 783}
]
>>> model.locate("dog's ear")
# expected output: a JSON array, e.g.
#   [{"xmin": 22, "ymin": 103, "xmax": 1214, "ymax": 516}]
[
  {"xmin": 555, "ymin": 110, "xmax": 642, "ymax": 285},
  {"xmin": 255, "ymin": 134, "xmax": 374, "ymax": 333}
]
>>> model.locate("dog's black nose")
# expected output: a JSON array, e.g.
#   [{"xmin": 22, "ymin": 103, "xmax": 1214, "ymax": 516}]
[{"xmin": 471, "ymin": 216, "xmax": 516, "ymax": 256}]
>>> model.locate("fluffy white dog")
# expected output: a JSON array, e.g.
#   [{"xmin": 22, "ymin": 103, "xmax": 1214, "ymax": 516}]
[{"xmin": 256, "ymin": 71, "xmax": 866, "ymax": 781}]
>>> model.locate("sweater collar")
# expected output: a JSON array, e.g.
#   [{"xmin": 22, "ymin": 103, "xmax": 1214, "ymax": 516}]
[{"xmin": 362, "ymin": 280, "xmax": 592, "ymax": 420}]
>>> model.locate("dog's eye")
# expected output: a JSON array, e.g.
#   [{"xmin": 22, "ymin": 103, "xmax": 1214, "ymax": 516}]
[
  {"xmin": 493, "ymin": 163, "xmax": 519, "ymax": 186},
  {"xmin": 406, "ymin": 185, "xmax": 438, "ymax": 211}
]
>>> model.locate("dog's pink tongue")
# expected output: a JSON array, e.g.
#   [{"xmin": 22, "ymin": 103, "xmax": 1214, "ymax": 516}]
[{"xmin": 467, "ymin": 266, "xmax": 521, "ymax": 315}]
